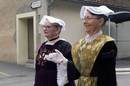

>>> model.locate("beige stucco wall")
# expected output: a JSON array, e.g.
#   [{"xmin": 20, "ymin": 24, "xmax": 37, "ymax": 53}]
[
  {"xmin": 50, "ymin": 0, "xmax": 84, "ymax": 44},
  {"xmin": 0, "ymin": 0, "xmax": 31, "ymax": 63}
]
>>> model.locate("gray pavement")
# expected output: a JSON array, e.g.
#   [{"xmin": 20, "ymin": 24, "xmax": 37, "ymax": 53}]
[
  {"xmin": 0, "ymin": 59, "xmax": 130, "ymax": 86},
  {"xmin": 0, "ymin": 62, "xmax": 35, "ymax": 86},
  {"xmin": 116, "ymin": 58, "xmax": 130, "ymax": 73},
  {"xmin": 116, "ymin": 59, "xmax": 130, "ymax": 86},
  {"xmin": 116, "ymin": 58, "xmax": 130, "ymax": 68}
]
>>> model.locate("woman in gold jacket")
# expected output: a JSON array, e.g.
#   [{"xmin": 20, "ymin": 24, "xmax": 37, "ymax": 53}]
[{"xmin": 72, "ymin": 5, "xmax": 117, "ymax": 86}]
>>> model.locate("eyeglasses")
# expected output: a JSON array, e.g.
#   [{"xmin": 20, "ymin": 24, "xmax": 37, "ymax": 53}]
[
  {"xmin": 42, "ymin": 25, "xmax": 53, "ymax": 29},
  {"xmin": 84, "ymin": 16, "xmax": 100, "ymax": 20}
]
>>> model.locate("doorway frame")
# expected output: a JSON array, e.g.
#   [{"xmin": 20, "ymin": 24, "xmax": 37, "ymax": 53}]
[{"xmin": 16, "ymin": 11, "xmax": 36, "ymax": 67}]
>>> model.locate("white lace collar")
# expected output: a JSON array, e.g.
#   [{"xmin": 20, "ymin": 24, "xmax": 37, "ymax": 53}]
[
  {"xmin": 45, "ymin": 38, "xmax": 66, "ymax": 45},
  {"xmin": 85, "ymin": 30, "xmax": 102, "ymax": 43}
]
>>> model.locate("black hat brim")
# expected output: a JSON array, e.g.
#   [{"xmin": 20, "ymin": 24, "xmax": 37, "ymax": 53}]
[{"xmin": 109, "ymin": 11, "xmax": 130, "ymax": 24}]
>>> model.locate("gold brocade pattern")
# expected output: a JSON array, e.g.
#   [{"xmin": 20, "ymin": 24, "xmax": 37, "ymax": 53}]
[{"xmin": 72, "ymin": 35, "xmax": 114, "ymax": 86}]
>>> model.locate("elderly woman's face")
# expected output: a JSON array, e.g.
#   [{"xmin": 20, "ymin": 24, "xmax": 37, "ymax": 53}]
[
  {"xmin": 83, "ymin": 11, "xmax": 103, "ymax": 34},
  {"xmin": 41, "ymin": 22, "xmax": 60, "ymax": 39}
]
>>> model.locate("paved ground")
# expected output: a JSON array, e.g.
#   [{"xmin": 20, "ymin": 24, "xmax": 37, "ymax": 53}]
[
  {"xmin": 0, "ymin": 58, "xmax": 130, "ymax": 86},
  {"xmin": 115, "ymin": 58, "xmax": 130, "ymax": 86},
  {"xmin": 0, "ymin": 62, "xmax": 35, "ymax": 86},
  {"xmin": 116, "ymin": 58, "xmax": 130, "ymax": 73},
  {"xmin": 116, "ymin": 58, "xmax": 130, "ymax": 68}
]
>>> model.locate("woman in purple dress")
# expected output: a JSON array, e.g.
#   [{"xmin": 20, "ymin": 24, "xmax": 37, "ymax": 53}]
[{"xmin": 34, "ymin": 15, "xmax": 80, "ymax": 86}]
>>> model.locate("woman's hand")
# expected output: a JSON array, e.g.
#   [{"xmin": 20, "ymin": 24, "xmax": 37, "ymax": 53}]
[{"xmin": 44, "ymin": 49, "xmax": 68, "ymax": 63}]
